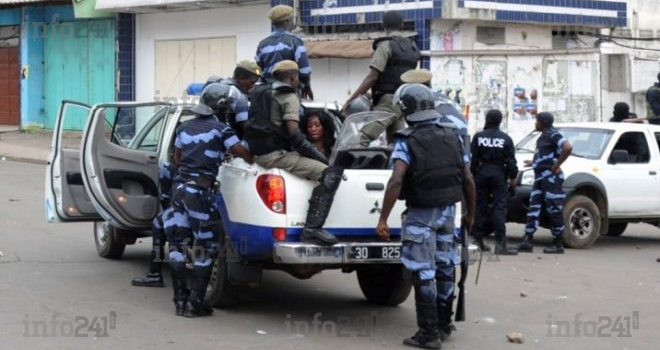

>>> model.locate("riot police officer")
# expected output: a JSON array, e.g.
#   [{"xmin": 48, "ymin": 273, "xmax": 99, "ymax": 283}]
[
  {"xmin": 376, "ymin": 84, "xmax": 476, "ymax": 349},
  {"xmin": 517, "ymin": 112, "xmax": 572, "ymax": 254},
  {"xmin": 165, "ymin": 83, "xmax": 252, "ymax": 317},
  {"xmin": 470, "ymin": 110, "xmax": 518, "ymax": 255},
  {"xmin": 206, "ymin": 61, "xmax": 261, "ymax": 137}
]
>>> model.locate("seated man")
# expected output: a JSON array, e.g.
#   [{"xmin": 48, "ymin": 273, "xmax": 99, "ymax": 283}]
[{"xmin": 244, "ymin": 60, "xmax": 343, "ymax": 246}]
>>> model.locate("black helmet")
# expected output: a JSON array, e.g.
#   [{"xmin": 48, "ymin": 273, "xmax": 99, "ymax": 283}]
[
  {"xmin": 203, "ymin": 75, "xmax": 222, "ymax": 89},
  {"xmin": 393, "ymin": 83, "xmax": 438, "ymax": 122},
  {"xmin": 191, "ymin": 83, "xmax": 231, "ymax": 116}
]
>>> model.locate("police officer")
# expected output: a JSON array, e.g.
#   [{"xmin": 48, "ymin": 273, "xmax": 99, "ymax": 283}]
[
  {"xmin": 165, "ymin": 83, "xmax": 253, "ymax": 317},
  {"xmin": 517, "ymin": 112, "xmax": 572, "ymax": 254},
  {"xmin": 206, "ymin": 61, "xmax": 261, "ymax": 138},
  {"xmin": 244, "ymin": 60, "xmax": 343, "ymax": 246},
  {"xmin": 342, "ymin": 10, "xmax": 420, "ymax": 145},
  {"xmin": 256, "ymin": 5, "xmax": 314, "ymax": 100},
  {"xmin": 376, "ymin": 84, "xmax": 476, "ymax": 349},
  {"xmin": 470, "ymin": 110, "xmax": 519, "ymax": 255},
  {"xmin": 130, "ymin": 162, "xmax": 175, "ymax": 287}
]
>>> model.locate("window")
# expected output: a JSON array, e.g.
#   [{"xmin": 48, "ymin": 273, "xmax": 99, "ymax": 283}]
[
  {"xmin": 476, "ymin": 27, "xmax": 505, "ymax": 45},
  {"xmin": 609, "ymin": 132, "xmax": 650, "ymax": 164},
  {"xmin": 100, "ymin": 105, "xmax": 170, "ymax": 150}
]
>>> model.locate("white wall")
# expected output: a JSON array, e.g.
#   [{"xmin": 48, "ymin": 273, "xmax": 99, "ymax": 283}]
[
  {"xmin": 309, "ymin": 57, "xmax": 371, "ymax": 105},
  {"xmin": 135, "ymin": 4, "xmax": 271, "ymax": 102}
]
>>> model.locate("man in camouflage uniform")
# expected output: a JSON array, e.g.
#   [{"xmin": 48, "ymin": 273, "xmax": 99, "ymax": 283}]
[
  {"xmin": 165, "ymin": 83, "xmax": 252, "ymax": 317},
  {"xmin": 517, "ymin": 112, "xmax": 572, "ymax": 254}
]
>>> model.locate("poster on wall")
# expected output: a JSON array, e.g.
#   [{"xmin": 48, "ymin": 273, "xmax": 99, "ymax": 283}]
[
  {"xmin": 475, "ymin": 60, "xmax": 507, "ymax": 130},
  {"xmin": 512, "ymin": 87, "xmax": 539, "ymax": 120}
]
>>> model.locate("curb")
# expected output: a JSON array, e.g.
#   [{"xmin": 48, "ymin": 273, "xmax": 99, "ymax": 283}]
[{"xmin": 0, "ymin": 155, "xmax": 48, "ymax": 165}]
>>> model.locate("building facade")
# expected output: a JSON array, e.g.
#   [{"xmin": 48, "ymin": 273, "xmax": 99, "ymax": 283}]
[
  {"xmin": 0, "ymin": 0, "xmax": 118, "ymax": 130},
  {"xmin": 13, "ymin": 0, "xmax": 654, "ymax": 140}
]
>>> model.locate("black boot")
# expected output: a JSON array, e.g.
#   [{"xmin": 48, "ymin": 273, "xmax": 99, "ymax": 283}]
[
  {"xmin": 494, "ymin": 238, "xmax": 518, "ymax": 256},
  {"xmin": 437, "ymin": 296, "xmax": 456, "ymax": 342},
  {"xmin": 517, "ymin": 234, "xmax": 534, "ymax": 253},
  {"xmin": 543, "ymin": 236, "xmax": 565, "ymax": 254},
  {"xmin": 131, "ymin": 236, "xmax": 165, "ymax": 287},
  {"xmin": 132, "ymin": 251, "xmax": 165, "ymax": 287},
  {"xmin": 183, "ymin": 267, "xmax": 214, "ymax": 318},
  {"xmin": 404, "ymin": 279, "xmax": 442, "ymax": 350},
  {"xmin": 301, "ymin": 167, "xmax": 343, "ymax": 246},
  {"xmin": 170, "ymin": 262, "xmax": 189, "ymax": 316}
]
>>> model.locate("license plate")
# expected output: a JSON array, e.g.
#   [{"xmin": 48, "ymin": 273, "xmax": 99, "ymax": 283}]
[{"xmin": 350, "ymin": 245, "xmax": 401, "ymax": 260}]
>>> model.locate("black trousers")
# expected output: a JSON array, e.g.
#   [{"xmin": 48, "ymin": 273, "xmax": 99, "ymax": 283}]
[{"xmin": 474, "ymin": 166, "xmax": 508, "ymax": 242}]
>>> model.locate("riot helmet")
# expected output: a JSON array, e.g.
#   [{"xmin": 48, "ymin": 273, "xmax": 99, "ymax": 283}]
[
  {"xmin": 393, "ymin": 83, "xmax": 438, "ymax": 122},
  {"xmin": 191, "ymin": 83, "xmax": 232, "ymax": 116}
]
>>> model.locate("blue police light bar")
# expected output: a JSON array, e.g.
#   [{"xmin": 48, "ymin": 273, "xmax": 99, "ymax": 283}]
[{"xmin": 187, "ymin": 83, "xmax": 205, "ymax": 96}]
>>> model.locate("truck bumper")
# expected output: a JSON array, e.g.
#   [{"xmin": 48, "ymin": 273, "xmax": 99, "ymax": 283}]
[{"xmin": 273, "ymin": 242, "xmax": 480, "ymax": 265}]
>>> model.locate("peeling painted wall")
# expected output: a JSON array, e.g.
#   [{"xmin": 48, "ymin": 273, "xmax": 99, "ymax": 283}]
[{"xmin": 429, "ymin": 20, "xmax": 601, "ymax": 142}]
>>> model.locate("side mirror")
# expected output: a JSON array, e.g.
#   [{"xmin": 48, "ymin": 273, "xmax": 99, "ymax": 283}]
[{"xmin": 611, "ymin": 149, "xmax": 630, "ymax": 164}]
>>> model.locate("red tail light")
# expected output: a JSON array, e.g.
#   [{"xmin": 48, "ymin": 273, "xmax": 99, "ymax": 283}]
[{"xmin": 256, "ymin": 174, "xmax": 286, "ymax": 214}]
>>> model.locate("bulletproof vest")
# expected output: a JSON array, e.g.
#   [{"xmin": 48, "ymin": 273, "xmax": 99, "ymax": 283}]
[
  {"xmin": 647, "ymin": 84, "xmax": 660, "ymax": 118},
  {"xmin": 244, "ymin": 84, "xmax": 291, "ymax": 156},
  {"xmin": 398, "ymin": 124, "xmax": 464, "ymax": 208},
  {"xmin": 372, "ymin": 36, "xmax": 420, "ymax": 95}
]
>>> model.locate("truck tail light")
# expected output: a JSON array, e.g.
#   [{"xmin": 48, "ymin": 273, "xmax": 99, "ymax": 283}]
[{"xmin": 256, "ymin": 174, "xmax": 286, "ymax": 214}]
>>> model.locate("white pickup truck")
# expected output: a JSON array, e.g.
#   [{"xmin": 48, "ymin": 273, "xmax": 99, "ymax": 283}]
[
  {"xmin": 508, "ymin": 122, "xmax": 660, "ymax": 248},
  {"xmin": 45, "ymin": 100, "xmax": 474, "ymax": 308}
]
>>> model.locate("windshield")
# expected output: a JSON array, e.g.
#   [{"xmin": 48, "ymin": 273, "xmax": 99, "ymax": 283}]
[{"xmin": 516, "ymin": 127, "xmax": 614, "ymax": 159}]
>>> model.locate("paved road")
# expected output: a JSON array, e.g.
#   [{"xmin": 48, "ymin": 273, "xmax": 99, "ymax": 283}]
[{"xmin": 1, "ymin": 160, "xmax": 659, "ymax": 350}]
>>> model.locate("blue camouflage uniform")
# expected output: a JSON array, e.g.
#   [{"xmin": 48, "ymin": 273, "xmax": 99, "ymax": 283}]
[
  {"xmin": 255, "ymin": 29, "xmax": 312, "ymax": 83},
  {"xmin": 218, "ymin": 79, "xmax": 249, "ymax": 126},
  {"xmin": 151, "ymin": 162, "xmax": 176, "ymax": 262},
  {"xmin": 524, "ymin": 128, "xmax": 567, "ymax": 238},
  {"xmin": 165, "ymin": 116, "xmax": 240, "ymax": 267},
  {"xmin": 390, "ymin": 121, "xmax": 470, "ymax": 332}
]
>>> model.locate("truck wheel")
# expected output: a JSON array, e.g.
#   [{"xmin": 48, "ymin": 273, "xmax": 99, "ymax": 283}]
[
  {"xmin": 356, "ymin": 265, "xmax": 412, "ymax": 306},
  {"xmin": 205, "ymin": 241, "xmax": 239, "ymax": 308},
  {"xmin": 93, "ymin": 221, "xmax": 126, "ymax": 259},
  {"xmin": 562, "ymin": 195, "xmax": 601, "ymax": 249},
  {"xmin": 605, "ymin": 223, "xmax": 627, "ymax": 237}
]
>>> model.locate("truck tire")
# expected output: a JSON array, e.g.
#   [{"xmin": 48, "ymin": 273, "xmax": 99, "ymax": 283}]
[
  {"xmin": 205, "ymin": 239, "xmax": 239, "ymax": 309},
  {"xmin": 356, "ymin": 265, "xmax": 412, "ymax": 306},
  {"xmin": 605, "ymin": 222, "xmax": 627, "ymax": 237},
  {"xmin": 562, "ymin": 195, "xmax": 601, "ymax": 249},
  {"xmin": 93, "ymin": 221, "xmax": 126, "ymax": 259}
]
